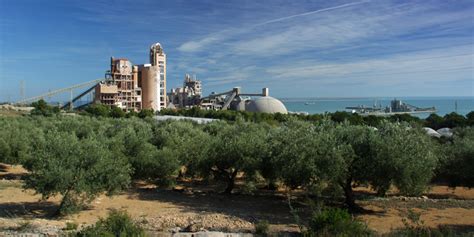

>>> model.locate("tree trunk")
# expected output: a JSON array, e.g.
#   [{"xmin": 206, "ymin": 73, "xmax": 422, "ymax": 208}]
[
  {"xmin": 56, "ymin": 189, "xmax": 71, "ymax": 216},
  {"xmin": 224, "ymin": 170, "xmax": 238, "ymax": 194},
  {"xmin": 343, "ymin": 177, "xmax": 357, "ymax": 211}
]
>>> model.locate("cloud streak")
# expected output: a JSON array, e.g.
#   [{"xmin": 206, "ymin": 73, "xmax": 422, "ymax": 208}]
[{"xmin": 253, "ymin": 1, "xmax": 370, "ymax": 27}]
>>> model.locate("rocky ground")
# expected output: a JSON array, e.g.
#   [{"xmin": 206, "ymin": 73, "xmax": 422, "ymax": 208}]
[{"xmin": 1, "ymin": 164, "xmax": 474, "ymax": 236}]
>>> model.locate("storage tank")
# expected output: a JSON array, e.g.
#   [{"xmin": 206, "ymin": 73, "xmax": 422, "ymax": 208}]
[{"xmin": 139, "ymin": 64, "xmax": 161, "ymax": 111}]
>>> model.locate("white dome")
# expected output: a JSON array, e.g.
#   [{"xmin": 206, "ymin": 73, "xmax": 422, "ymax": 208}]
[
  {"xmin": 246, "ymin": 96, "xmax": 288, "ymax": 114},
  {"xmin": 437, "ymin": 128, "xmax": 453, "ymax": 137},
  {"xmin": 423, "ymin": 127, "xmax": 441, "ymax": 138}
]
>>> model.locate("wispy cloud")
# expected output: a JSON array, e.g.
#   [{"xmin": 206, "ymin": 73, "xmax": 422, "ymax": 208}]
[
  {"xmin": 253, "ymin": 1, "xmax": 370, "ymax": 27},
  {"xmin": 1, "ymin": 0, "xmax": 473, "ymax": 100},
  {"xmin": 174, "ymin": 0, "xmax": 473, "ymax": 96}
]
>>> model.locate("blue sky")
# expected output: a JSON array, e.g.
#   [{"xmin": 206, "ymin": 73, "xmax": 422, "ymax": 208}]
[{"xmin": 0, "ymin": 0, "xmax": 473, "ymax": 101}]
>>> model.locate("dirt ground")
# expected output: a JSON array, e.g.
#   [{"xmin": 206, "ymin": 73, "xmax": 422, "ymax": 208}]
[{"xmin": 1, "ymin": 163, "xmax": 473, "ymax": 235}]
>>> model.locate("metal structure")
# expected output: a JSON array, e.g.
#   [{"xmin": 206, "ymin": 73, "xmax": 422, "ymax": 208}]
[
  {"xmin": 200, "ymin": 87, "xmax": 271, "ymax": 110},
  {"xmin": 15, "ymin": 78, "xmax": 106, "ymax": 109}
]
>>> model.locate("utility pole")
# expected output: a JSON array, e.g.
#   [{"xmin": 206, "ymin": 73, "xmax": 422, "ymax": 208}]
[{"xmin": 69, "ymin": 90, "xmax": 73, "ymax": 110}]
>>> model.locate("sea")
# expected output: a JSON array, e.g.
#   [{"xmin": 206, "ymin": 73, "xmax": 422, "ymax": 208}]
[{"xmin": 280, "ymin": 96, "xmax": 474, "ymax": 118}]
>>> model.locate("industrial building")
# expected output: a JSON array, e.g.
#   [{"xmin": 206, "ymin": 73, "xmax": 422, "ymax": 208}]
[
  {"xmin": 173, "ymin": 86, "xmax": 288, "ymax": 114},
  {"xmin": 94, "ymin": 43, "xmax": 167, "ymax": 112},
  {"xmin": 168, "ymin": 74, "xmax": 202, "ymax": 108},
  {"xmin": 15, "ymin": 41, "xmax": 287, "ymax": 115}
]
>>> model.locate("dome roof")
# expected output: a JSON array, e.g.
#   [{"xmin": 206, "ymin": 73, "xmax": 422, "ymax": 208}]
[
  {"xmin": 423, "ymin": 127, "xmax": 441, "ymax": 138},
  {"xmin": 437, "ymin": 128, "xmax": 453, "ymax": 137},
  {"xmin": 246, "ymin": 96, "xmax": 288, "ymax": 114}
]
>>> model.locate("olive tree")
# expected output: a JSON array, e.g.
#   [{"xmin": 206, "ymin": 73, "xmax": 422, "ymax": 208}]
[
  {"xmin": 103, "ymin": 118, "xmax": 180, "ymax": 185},
  {"xmin": 0, "ymin": 117, "xmax": 45, "ymax": 165},
  {"xmin": 371, "ymin": 122, "xmax": 439, "ymax": 196},
  {"xmin": 439, "ymin": 127, "xmax": 474, "ymax": 188},
  {"xmin": 153, "ymin": 121, "xmax": 213, "ymax": 178},
  {"xmin": 23, "ymin": 131, "xmax": 132, "ymax": 215},
  {"xmin": 269, "ymin": 120, "xmax": 342, "ymax": 190},
  {"xmin": 198, "ymin": 121, "xmax": 268, "ymax": 194},
  {"xmin": 332, "ymin": 123, "xmax": 378, "ymax": 210}
]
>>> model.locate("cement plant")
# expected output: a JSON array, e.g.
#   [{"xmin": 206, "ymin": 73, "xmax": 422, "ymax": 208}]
[{"xmin": 12, "ymin": 42, "xmax": 288, "ymax": 116}]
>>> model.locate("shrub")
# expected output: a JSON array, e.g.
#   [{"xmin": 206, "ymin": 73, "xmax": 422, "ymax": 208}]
[
  {"xmin": 30, "ymin": 99, "xmax": 60, "ymax": 116},
  {"xmin": 255, "ymin": 220, "xmax": 270, "ymax": 236},
  {"xmin": 138, "ymin": 109, "xmax": 154, "ymax": 118},
  {"xmin": 84, "ymin": 103, "xmax": 110, "ymax": 117},
  {"xmin": 308, "ymin": 208, "xmax": 371, "ymax": 236},
  {"xmin": 385, "ymin": 209, "xmax": 454, "ymax": 237},
  {"xmin": 76, "ymin": 210, "xmax": 146, "ymax": 237},
  {"xmin": 438, "ymin": 127, "xmax": 474, "ymax": 188},
  {"xmin": 64, "ymin": 222, "xmax": 78, "ymax": 231},
  {"xmin": 110, "ymin": 106, "xmax": 126, "ymax": 118}
]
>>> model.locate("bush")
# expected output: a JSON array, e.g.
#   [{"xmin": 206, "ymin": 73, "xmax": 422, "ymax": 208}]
[
  {"xmin": 255, "ymin": 220, "xmax": 270, "ymax": 236},
  {"xmin": 64, "ymin": 222, "xmax": 78, "ymax": 231},
  {"xmin": 30, "ymin": 99, "xmax": 60, "ymax": 116},
  {"xmin": 110, "ymin": 106, "xmax": 126, "ymax": 118},
  {"xmin": 437, "ymin": 127, "xmax": 474, "ymax": 188},
  {"xmin": 308, "ymin": 208, "xmax": 371, "ymax": 236},
  {"xmin": 385, "ymin": 209, "xmax": 457, "ymax": 237},
  {"xmin": 76, "ymin": 210, "xmax": 146, "ymax": 237},
  {"xmin": 84, "ymin": 103, "xmax": 111, "ymax": 117},
  {"xmin": 138, "ymin": 109, "xmax": 154, "ymax": 118},
  {"xmin": 442, "ymin": 112, "xmax": 467, "ymax": 128}
]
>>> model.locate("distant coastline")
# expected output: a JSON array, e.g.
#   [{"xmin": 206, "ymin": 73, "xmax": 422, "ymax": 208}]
[{"xmin": 281, "ymin": 96, "xmax": 473, "ymax": 117}]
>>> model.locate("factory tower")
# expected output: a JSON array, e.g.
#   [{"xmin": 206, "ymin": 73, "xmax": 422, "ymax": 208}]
[{"xmin": 94, "ymin": 42, "xmax": 167, "ymax": 112}]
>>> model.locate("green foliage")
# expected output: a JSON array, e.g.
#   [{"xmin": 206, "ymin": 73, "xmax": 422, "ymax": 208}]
[
  {"xmin": 308, "ymin": 208, "xmax": 371, "ymax": 237},
  {"xmin": 0, "ymin": 117, "xmax": 45, "ymax": 164},
  {"xmin": 76, "ymin": 210, "xmax": 146, "ymax": 237},
  {"xmin": 467, "ymin": 111, "xmax": 474, "ymax": 126},
  {"xmin": 389, "ymin": 113, "xmax": 422, "ymax": 125},
  {"xmin": 23, "ymin": 131, "xmax": 132, "ymax": 215},
  {"xmin": 269, "ymin": 120, "xmax": 341, "ymax": 190},
  {"xmin": 371, "ymin": 123, "xmax": 439, "ymax": 196},
  {"xmin": 131, "ymin": 143, "xmax": 179, "ymax": 186},
  {"xmin": 30, "ymin": 99, "xmax": 60, "ymax": 116},
  {"xmin": 65, "ymin": 222, "xmax": 79, "ymax": 231},
  {"xmin": 197, "ymin": 122, "xmax": 269, "ymax": 193},
  {"xmin": 0, "ymin": 111, "xmax": 471, "ymax": 220},
  {"xmin": 126, "ymin": 110, "xmax": 138, "ymax": 118},
  {"xmin": 138, "ymin": 109, "xmax": 154, "ymax": 118},
  {"xmin": 160, "ymin": 108, "xmax": 473, "ymax": 129},
  {"xmin": 442, "ymin": 112, "xmax": 467, "ymax": 128},
  {"xmin": 110, "ymin": 106, "xmax": 126, "ymax": 118},
  {"xmin": 424, "ymin": 114, "xmax": 444, "ymax": 130},
  {"xmin": 255, "ymin": 220, "xmax": 270, "ymax": 236},
  {"xmin": 332, "ymin": 123, "xmax": 378, "ymax": 209},
  {"xmin": 152, "ymin": 121, "xmax": 212, "ymax": 178},
  {"xmin": 85, "ymin": 103, "xmax": 111, "ymax": 117},
  {"xmin": 385, "ymin": 209, "xmax": 457, "ymax": 237},
  {"xmin": 437, "ymin": 127, "xmax": 474, "ymax": 188}
]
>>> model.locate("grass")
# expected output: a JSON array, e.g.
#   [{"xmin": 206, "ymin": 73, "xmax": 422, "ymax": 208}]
[{"xmin": 0, "ymin": 180, "xmax": 22, "ymax": 191}]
